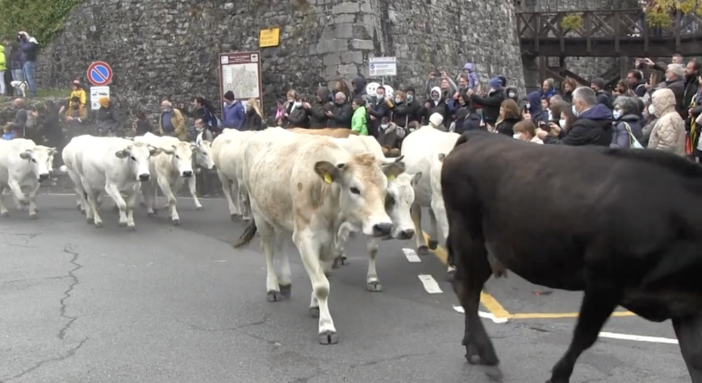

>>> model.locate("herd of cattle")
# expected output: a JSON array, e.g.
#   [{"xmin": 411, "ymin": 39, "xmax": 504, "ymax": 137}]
[{"xmin": 0, "ymin": 126, "xmax": 701, "ymax": 383}]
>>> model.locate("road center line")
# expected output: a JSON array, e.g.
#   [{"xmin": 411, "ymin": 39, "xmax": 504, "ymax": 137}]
[
  {"xmin": 418, "ymin": 274, "xmax": 442, "ymax": 294},
  {"xmin": 402, "ymin": 248, "xmax": 421, "ymax": 262}
]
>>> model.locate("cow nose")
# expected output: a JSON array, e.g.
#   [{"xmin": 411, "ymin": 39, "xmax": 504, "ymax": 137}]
[
  {"xmin": 398, "ymin": 229, "xmax": 415, "ymax": 240},
  {"xmin": 138, "ymin": 174, "xmax": 150, "ymax": 181},
  {"xmin": 372, "ymin": 223, "xmax": 393, "ymax": 237},
  {"xmin": 182, "ymin": 170, "xmax": 193, "ymax": 177},
  {"xmin": 38, "ymin": 173, "xmax": 49, "ymax": 181}
]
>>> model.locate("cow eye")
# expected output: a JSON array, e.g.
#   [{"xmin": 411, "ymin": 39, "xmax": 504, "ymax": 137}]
[
  {"xmin": 350, "ymin": 186, "xmax": 360, "ymax": 195},
  {"xmin": 130, "ymin": 156, "xmax": 136, "ymax": 161},
  {"xmin": 31, "ymin": 158, "xmax": 37, "ymax": 163},
  {"xmin": 385, "ymin": 194, "xmax": 395, "ymax": 209},
  {"xmin": 175, "ymin": 155, "xmax": 180, "ymax": 159}
]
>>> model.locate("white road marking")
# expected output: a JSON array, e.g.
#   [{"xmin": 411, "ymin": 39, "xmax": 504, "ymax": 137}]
[
  {"xmin": 403, "ymin": 248, "xmax": 421, "ymax": 262},
  {"xmin": 599, "ymin": 332, "xmax": 678, "ymax": 344},
  {"xmin": 418, "ymin": 274, "xmax": 442, "ymax": 294},
  {"xmin": 453, "ymin": 305, "xmax": 509, "ymax": 324}
]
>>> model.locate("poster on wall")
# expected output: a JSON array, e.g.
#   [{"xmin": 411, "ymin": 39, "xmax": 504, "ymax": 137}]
[{"xmin": 218, "ymin": 51, "xmax": 263, "ymax": 108}]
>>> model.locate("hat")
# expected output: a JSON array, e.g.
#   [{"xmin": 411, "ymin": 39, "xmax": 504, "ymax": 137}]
[
  {"xmin": 429, "ymin": 113, "xmax": 443, "ymax": 127},
  {"xmin": 591, "ymin": 78, "xmax": 605, "ymax": 89},
  {"xmin": 72, "ymin": 79, "xmax": 80, "ymax": 86},
  {"xmin": 488, "ymin": 77, "xmax": 502, "ymax": 89},
  {"xmin": 98, "ymin": 96, "xmax": 110, "ymax": 108},
  {"xmin": 224, "ymin": 91, "xmax": 235, "ymax": 101}
]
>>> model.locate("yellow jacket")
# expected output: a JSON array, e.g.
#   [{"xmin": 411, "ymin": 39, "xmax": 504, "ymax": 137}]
[
  {"xmin": 69, "ymin": 89, "xmax": 87, "ymax": 105},
  {"xmin": 158, "ymin": 108, "xmax": 187, "ymax": 141}
]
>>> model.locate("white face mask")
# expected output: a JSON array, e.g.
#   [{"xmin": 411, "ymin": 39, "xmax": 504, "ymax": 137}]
[
  {"xmin": 613, "ymin": 110, "xmax": 621, "ymax": 119},
  {"xmin": 508, "ymin": 92, "xmax": 516, "ymax": 98},
  {"xmin": 559, "ymin": 119, "xmax": 567, "ymax": 127},
  {"xmin": 380, "ymin": 124, "xmax": 388, "ymax": 130},
  {"xmin": 513, "ymin": 133, "xmax": 522, "ymax": 140},
  {"xmin": 294, "ymin": 101, "xmax": 302, "ymax": 107},
  {"xmin": 648, "ymin": 104, "xmax": 655, "ymax": 115},
  {"xmin": 526, "ymin": 103, "xmax": 530, "ymax": 109}
]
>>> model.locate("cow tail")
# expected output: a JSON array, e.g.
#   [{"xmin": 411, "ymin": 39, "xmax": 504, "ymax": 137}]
[
  {"xmin": 234, "ymin": 221, "xmax": 258, "ymax": 249},
  {"xmin": 454, "ymin": 134, "xmax": 469, "ymax": 148}
]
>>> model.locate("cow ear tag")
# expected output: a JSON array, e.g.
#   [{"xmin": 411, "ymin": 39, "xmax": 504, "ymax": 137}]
[
  {"xmin": 323, "ymin": 173, "xmax": 333, "ymax": 184},
  {"xmin": 387, "ymin": 175, "xmax": 396, "ymax": 182}
]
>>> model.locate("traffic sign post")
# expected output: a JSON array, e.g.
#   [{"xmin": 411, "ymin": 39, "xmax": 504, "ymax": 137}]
[
  {"xmin": 368, "ymin": 57, "xmax": 397, "ymax": 77},
  {"xmin": 87, "ymin": 61, "xmax": 113, "ymax": 86}
]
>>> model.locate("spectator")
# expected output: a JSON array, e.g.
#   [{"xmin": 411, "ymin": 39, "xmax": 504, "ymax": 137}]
[
  {"xmin": 351, "ymin": 97, "xmax": 368, "ymax": 136},
  {"xmin": 0, "ymin": 36, "xmax": 12, "ymax": 96},
  {"xmin": 9, "ymin": 98, "xmax": 28, "ymax": 137},
  {"xmin": 525, "ymin": 91, "xmax": 548, "ymax": 128},
  {"xmin": 327, "ymin": 92, "xmax": 352, "ymax": 129},
  {"xmin": 451, "ymin": 105, "xmax": 481, "ymax": 134},
  {"xmin": 351, "ymin": 76, "xmax": 366, "ymax": 99},
  {"xmin": 304, "ymin": 88, "xmax": 333, "ymax": 129},
  {"xmin": 648, "ymin": 88, "xmax": 686, "ymax": 156},
  {"xmin": 191, "ymin": 97, "xmax": 220, "ymax": 134},
  {"xmin": 333, "ymin": 80, "xmax": 351, "ymax": 100},
  {"xmin": 610, "ymin": 96, "xmax": 644, "ymax": 148},
  {"xmin": 244, "ymin": 98, "xmax": 264, "ymax": 131},
  {"xmin": 158, "ymin": 100, "xmax": 187, "ymax": 140},
  {"xmin": 133, "ymin": 111, "xmax": 153, "ymax": 136},
  {"xmin": 495, "ymin": 99, "xmax": 522, "ymax": 136},
  {"xmin": 17, "ymin": 32, "xmax": 38, "ymax": 97},
  {"xmin": 403, "ymin": 87, "xmax": 422, "ymax": 125},
  {"xmin": 458, "ymin": 62, "xmax": 479, "ymax": 89},
  {"xmin": 541, "ymin": 78, "xmax": 557, "ymax": 99},
  {"xmin": 562, "ymin": 77, "xmax": 577, "ymax": 103},
  {"xmin": 513, "ymin": 120, "xmax": 543, "ymax": 144},
  {"xmin": 367, "ymin": 85, "xmax": 391, "ymax": 137},
  {"xmin": 282, "ymin": 90, "xmax": 308, "ymax": 128},
  {"xmin": 682, "ymin": 60, "xmax": 700, "ymax": 120},
  {"xmin": 390, "ymin": 90, "xmax": 411, "ymax": 130},
  {"xmin": 423, "ymin": 86, "xmax": 451, "ymax": 127},
  {"xmin": 626, "ymin": 69, "xmax": 647, "ymax": 97},
  {"xmin": 469, "ymin": 77, "xmax": 504, "ymax": 129},
  {"xmin": 59, "ymin": 80, "xmax": 87, "ymax": 117},
  {"xmin": 539, "ymin": 87, "xmax": 613, "ymax": 146},
  {"xmin": 222, "ymin": 91, "xmax": 245, "ymax": 130},
  {"xmin": 590, "ymin": 78, "xmax": 613, "ymax": 109},
  {"xmin": 64, "ymin": 96, "xmax": 87, "ymax": 125},
  {"xmin": 194, "ymin": 118, "xmax": 214, "ymax": 143},
  {"xmin": 0, "ymin": 43, "xmax": 5, "ymax": 96},
  {"xmin": 663, "ymin": 63, "xmax": 685, "ymax": 118},
  {"xmin": 377, "ymin": 116, "xmax": 401, "ymax": 157},
  {"xmin": 2, "ymin": 124, "xmax": 14, "ymax": 140}
]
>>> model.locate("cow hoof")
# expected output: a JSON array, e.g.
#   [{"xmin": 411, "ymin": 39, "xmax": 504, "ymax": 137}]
[
  {"xmin": 318, "ymin": 330, "xmax": 338, "ymax": 345},
  {"xmin": 76, "ymin": 204, "xmax": 82, "ymax": 211},
  {"xmin": 147, "ymin": 212, "xmax": 155, "ymax": 217},
  {"xmin": 0, "ymin": 211, "xmax": 8, "ymax": 217},
  {"xmin": 366, "ymin": 281, "xmax": 382, "ymax": 292},
  {"xmin": 196, "ymin": 206, "xmax": 204, "ymax": 211},
  {"xmin": 230, "ymin": 214, "xmax": 238, "ymax": 222},
  {"xmin": 338, "ymin": 255, "xmax": 349, "ymax": 266},
  {"xmin": 428, "ymin": 240, "xmax": 439, "ymax": 250},
  {"xmin": 118, "ymin": 221, "xmax": 128, "ymax": 227},
  {"xmin": 128, "ymin": 225, "xmax": 136, "ymax": 231},
  {"xmin": 29, "ymin": 213, "xmax": 37, "ymax": 219},
  {"xmin": 80, "ymin": 209, "xmax": 86, "ymax": 215},
  {"xmin": 86, "ymin": 217, "xmax": 94, "ymax": 224},
  {"xmin": 172, "ymin": 219, "xmax": 180, "ymax": 226},
  {"xmin": 417, "ymin": 246, "xmax": 430, "ymax": 256},
  {"xmin": 279, "ymin": 284, "xmax": 292, "ymax": 299},
  {"xmin": 266, "ymin": 290, "xmax": 284, "ymax": 302},
  {"xmin": 309, "ymin": 307, "xmax": 320, "ymax": 318},
  {"xmin": 94, "ymin": 222, "xmax": 103, "ymax": 228}
]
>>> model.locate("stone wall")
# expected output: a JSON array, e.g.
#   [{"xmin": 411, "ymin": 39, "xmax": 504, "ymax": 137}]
[{"xmin": 37, "ymin": 0, "xmax": 525, "ymax": 121}]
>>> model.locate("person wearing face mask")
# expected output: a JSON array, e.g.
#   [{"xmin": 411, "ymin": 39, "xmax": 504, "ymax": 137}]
[
  {"xmin": 548, "ymin": 100, "xmax": 575, "ymax": 138},
  {"xmin": 423, "ymin": 86, "xmax": 450, "ymax": 126},
  {"xmin": 304, "ymin": 88, "xmax": 333, "ymax": 128},
  {"xmin": 662, "ymin": 63, "xmax": 686, "ymax": 118},
  {"xmin": 504, "ymin": 86, "xmax": 518, "ymax": 103},
  {"xmin": 538, "ymin": 87, "xmax": 613, "ymax": 146},
  {"xmin": 282, "ymin": 90, "xmax": 309, "ymax": 128},
  {"xmin": 468, "ymin": 77, "xmax": 505, "ymax": 129},
  {"xmin": 524, "ymin": 91, "xmax": 549, "ymax": 128},
  {"xmin": 512, "ymin": 120, "xmax": 543, "ymax": 144},
  {"xmin": 403, "ymin": 87, "xmax": 422, "ymax": 125},
  {"xmin": 390, "ymin": 90, "xmax": 411, "ymax": 131},
  {"xmin": 327, "ymin": 92, "xmax": 353, "ymax": 129},
  {"xmin": 648, "ymin": 88, "xmax": 686, "ymax": 156},
  {"xmin": 367, "ymin": 85, "xmax": 391, "ymax": 137},
  {"xmin": 610, "ymin": 96, "xmax": 643, "ymax": 149}
]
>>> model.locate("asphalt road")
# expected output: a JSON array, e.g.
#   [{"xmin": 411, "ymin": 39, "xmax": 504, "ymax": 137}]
[{"xmin": 0, "ymin": 194, "xmax": 689, "ymax": 383}]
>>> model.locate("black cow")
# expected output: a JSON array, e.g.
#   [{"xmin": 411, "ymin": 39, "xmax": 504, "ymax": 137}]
[{"xmin": 441, "ymin": 131, "xmax": 702, "ymax": 383}]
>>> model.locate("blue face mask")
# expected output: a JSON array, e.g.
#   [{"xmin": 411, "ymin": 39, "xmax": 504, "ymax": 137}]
[
  {"xmin": 571, "ymin": 105, "xmax": 579, "ymax": 117},
  {"xmin": 613, "ymin": 110, "xmax": 621, "ymax": 119}
]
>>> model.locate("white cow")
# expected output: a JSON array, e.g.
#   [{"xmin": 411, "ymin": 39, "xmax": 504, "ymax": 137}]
[
  {"xmin": 330, "ymin": 135, "xmax": 421, "ymax": 292},
  {"xmin": 0, "ymin": 138, "xmax": 56, "ymax": 218},
  {"xmin": 400, "ymin": 125, "xmax": 460, "ymax": 278},
  {"xmin": 64, "ymin": 136, "xmax": 160, "ymax": 228},
  {"xmin": 234, "ymin": 129, "xmax": 404, "ymax": 344},
  {"xmin": 212, "ymin": 129, "xmax": 258, "ymax": 220},
  {"xmin": 134, "ymin": 133, "xmax": 214, "ymax": 224}
]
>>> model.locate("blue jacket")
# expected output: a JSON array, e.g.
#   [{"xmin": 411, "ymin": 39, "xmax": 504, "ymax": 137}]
[
  {"xmin": 223, "ymin": 101, "xmax": 245, "ymax": 129},
  {"xmin": 527, "ymin": 91, "xmax": 549, "ymax": 127}
]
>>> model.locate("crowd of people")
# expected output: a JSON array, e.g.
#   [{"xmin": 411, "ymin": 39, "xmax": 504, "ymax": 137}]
[{"xmin": 1, "ymin": 32, "xmax": 39, "ymax": 97}]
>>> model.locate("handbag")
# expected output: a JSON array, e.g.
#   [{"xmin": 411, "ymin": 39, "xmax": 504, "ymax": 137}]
[{"xmin": 623, "ymin": 122, "xmax": 644, "ymax": 149}]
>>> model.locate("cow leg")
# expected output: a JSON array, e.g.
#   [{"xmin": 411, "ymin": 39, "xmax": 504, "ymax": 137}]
[
  {"xmin": 67, "ymin": 169, "xmax": 86, "ymax": 214},
  {"xmin": 365, "ymin": 238, "xmax": 382, "ymax": 292},
  {"xmin": 157, "ymin": 177, "xmax": 179, "ymax": 225},
  {"xmin": 124, "ymin": 191, "xmax": 139, "ymax": 230},
  {"xmin": 673, "ymin": 315, "xmax": 702, "ymax": 382},
  {"xmin": 84, "ymin": 189, "xmax": 103, "ymax": 227},
  {"xmin": 332, "ymin": 222, "xmax": 352, "ymax": 268},
  {"xmin": 218, "ymin": 173, "xmax": 239, "ymax": 219},
  {"xmin": 240, "ymin": 187, "xmax": 252, "ymax": 221},
  {"xmin": 273, "ymin": 230, "xmax": 292, "ymax": 300},
  {"xmin": 142, "ymin": 181, "xmax": 156, "ymax": 216},
  {"xmin": 186, "ymin": 174, "xmax": 203, "ymax": 210},
  {"xmin": 426, "ymin": 207, "xmax": 439, "ymax": 249},
  {"xmin": 26, "ymin": 182, "xmax": 40, "ymax": 219},
  {"xmin": 256, "ymin": 216, "xmax": 284, "ymax": 302},
  {"xmin": 7, "ymin": 179, "xmax": 27, "ymax": 205},
  {"xmin": 104, "ymin": 183, "xmax": 128, "ymax": 227},
  {"xmin": 548, "ymin": 282, "xmax": 620, "ymax": 383},
  {"xmin": 411, "ymin": 203, "xmax": 429, "ymax": 255},
  {"xmin": 293, "ymin": 228, "xmax": 338, "ymax": 345}
]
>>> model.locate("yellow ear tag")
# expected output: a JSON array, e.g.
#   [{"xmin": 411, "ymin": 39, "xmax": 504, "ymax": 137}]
[
  {"xmin": 323, "ymin": 173, "xmax": 333, "ymax": 184},
  {"xmin": 387, "ymin": 175, "xmax": 396, "ymax": 182}
]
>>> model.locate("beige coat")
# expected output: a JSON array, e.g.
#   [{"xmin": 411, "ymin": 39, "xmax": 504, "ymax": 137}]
[{"xmin": 648, "ymin": 88, "xmax": 686, "ymax": 156}]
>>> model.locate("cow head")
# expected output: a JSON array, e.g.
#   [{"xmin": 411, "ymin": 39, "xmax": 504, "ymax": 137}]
[
  {"xmin": 385, "ymin": 172, "xmax": 421, "ymax": 240},
  {"xmin": 160, "ymin": 142, "xmax": 195, "ymax": 178},
  {"xmin": 19, "ymin": 146, "xmax": 57, "ymax": 182},
  {"xmin": 192, "ymin": 141, "xmax": 215, "ymax": 170},
  {"xmin": 115, "ymin": 142, "xmax": 159, "ymax": 181},
  {"xmin": 314, "ymin": 153, "xmax": 406, "ymax": 237}
]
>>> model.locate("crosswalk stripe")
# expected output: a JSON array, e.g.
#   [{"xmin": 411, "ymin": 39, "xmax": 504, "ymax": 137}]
[{"xmin": 402, "ymin": 248, "xmax": 421, "ymax": 262}]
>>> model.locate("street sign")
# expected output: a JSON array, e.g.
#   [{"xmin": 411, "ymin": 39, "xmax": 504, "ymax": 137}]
[
  {"xmin": 369, "ymin": 57, "xmax": 397, "ymax": 77},
  {"xmin": 87, "ymin": 61, "xmax": 113, "ymax": 86},
  {"xmin": 89, "ymin": 86, "xmax": 110, "ymax": 110}
]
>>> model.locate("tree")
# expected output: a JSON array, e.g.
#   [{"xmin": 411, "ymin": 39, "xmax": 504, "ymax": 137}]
[
  {"xmin": 0, "ymin": 0, "xmax": 83, "ymax": 46},
  {"xmin": 645, "ymin": 0, "xmax": 702, "ymax": 28}
]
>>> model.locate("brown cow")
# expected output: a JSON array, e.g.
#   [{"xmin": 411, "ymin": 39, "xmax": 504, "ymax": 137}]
[{"xmin": 288, "ymin": 128, "xmax": 358, "ymax": 138}]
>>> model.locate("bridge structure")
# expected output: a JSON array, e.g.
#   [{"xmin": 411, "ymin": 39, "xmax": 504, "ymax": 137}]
[{"xmin": 517, "ymin": 9, "xmax": 702, "ymax": 88}]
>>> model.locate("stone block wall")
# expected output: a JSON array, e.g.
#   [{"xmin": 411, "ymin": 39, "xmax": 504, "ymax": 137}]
[{"xmin": 37, "ymin": 0, "xmax": 525, "ymax": 120}]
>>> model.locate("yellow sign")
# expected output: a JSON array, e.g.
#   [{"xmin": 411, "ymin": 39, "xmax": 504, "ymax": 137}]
[{"xmin": 259, "ymin": 28, "xmax": 280, "ymax": 48}]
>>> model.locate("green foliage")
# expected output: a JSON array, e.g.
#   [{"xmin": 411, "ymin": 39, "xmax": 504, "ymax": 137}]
[
  {"xmin": 0, "ymin": 0, "xmax": 84, "ymax": 46},
  {"xmin": 561, "ymin": 14, "xmax": 583, "ymax": 31},
  {"xmin": 645, "ymin": 0, "xmax": 702, "ymax": 27}
]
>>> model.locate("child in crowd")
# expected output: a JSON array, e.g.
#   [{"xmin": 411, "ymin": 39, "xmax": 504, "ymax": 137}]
[{"xmin": 2, "ymin": 124, "xmax": 14, "ymax": 140}]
